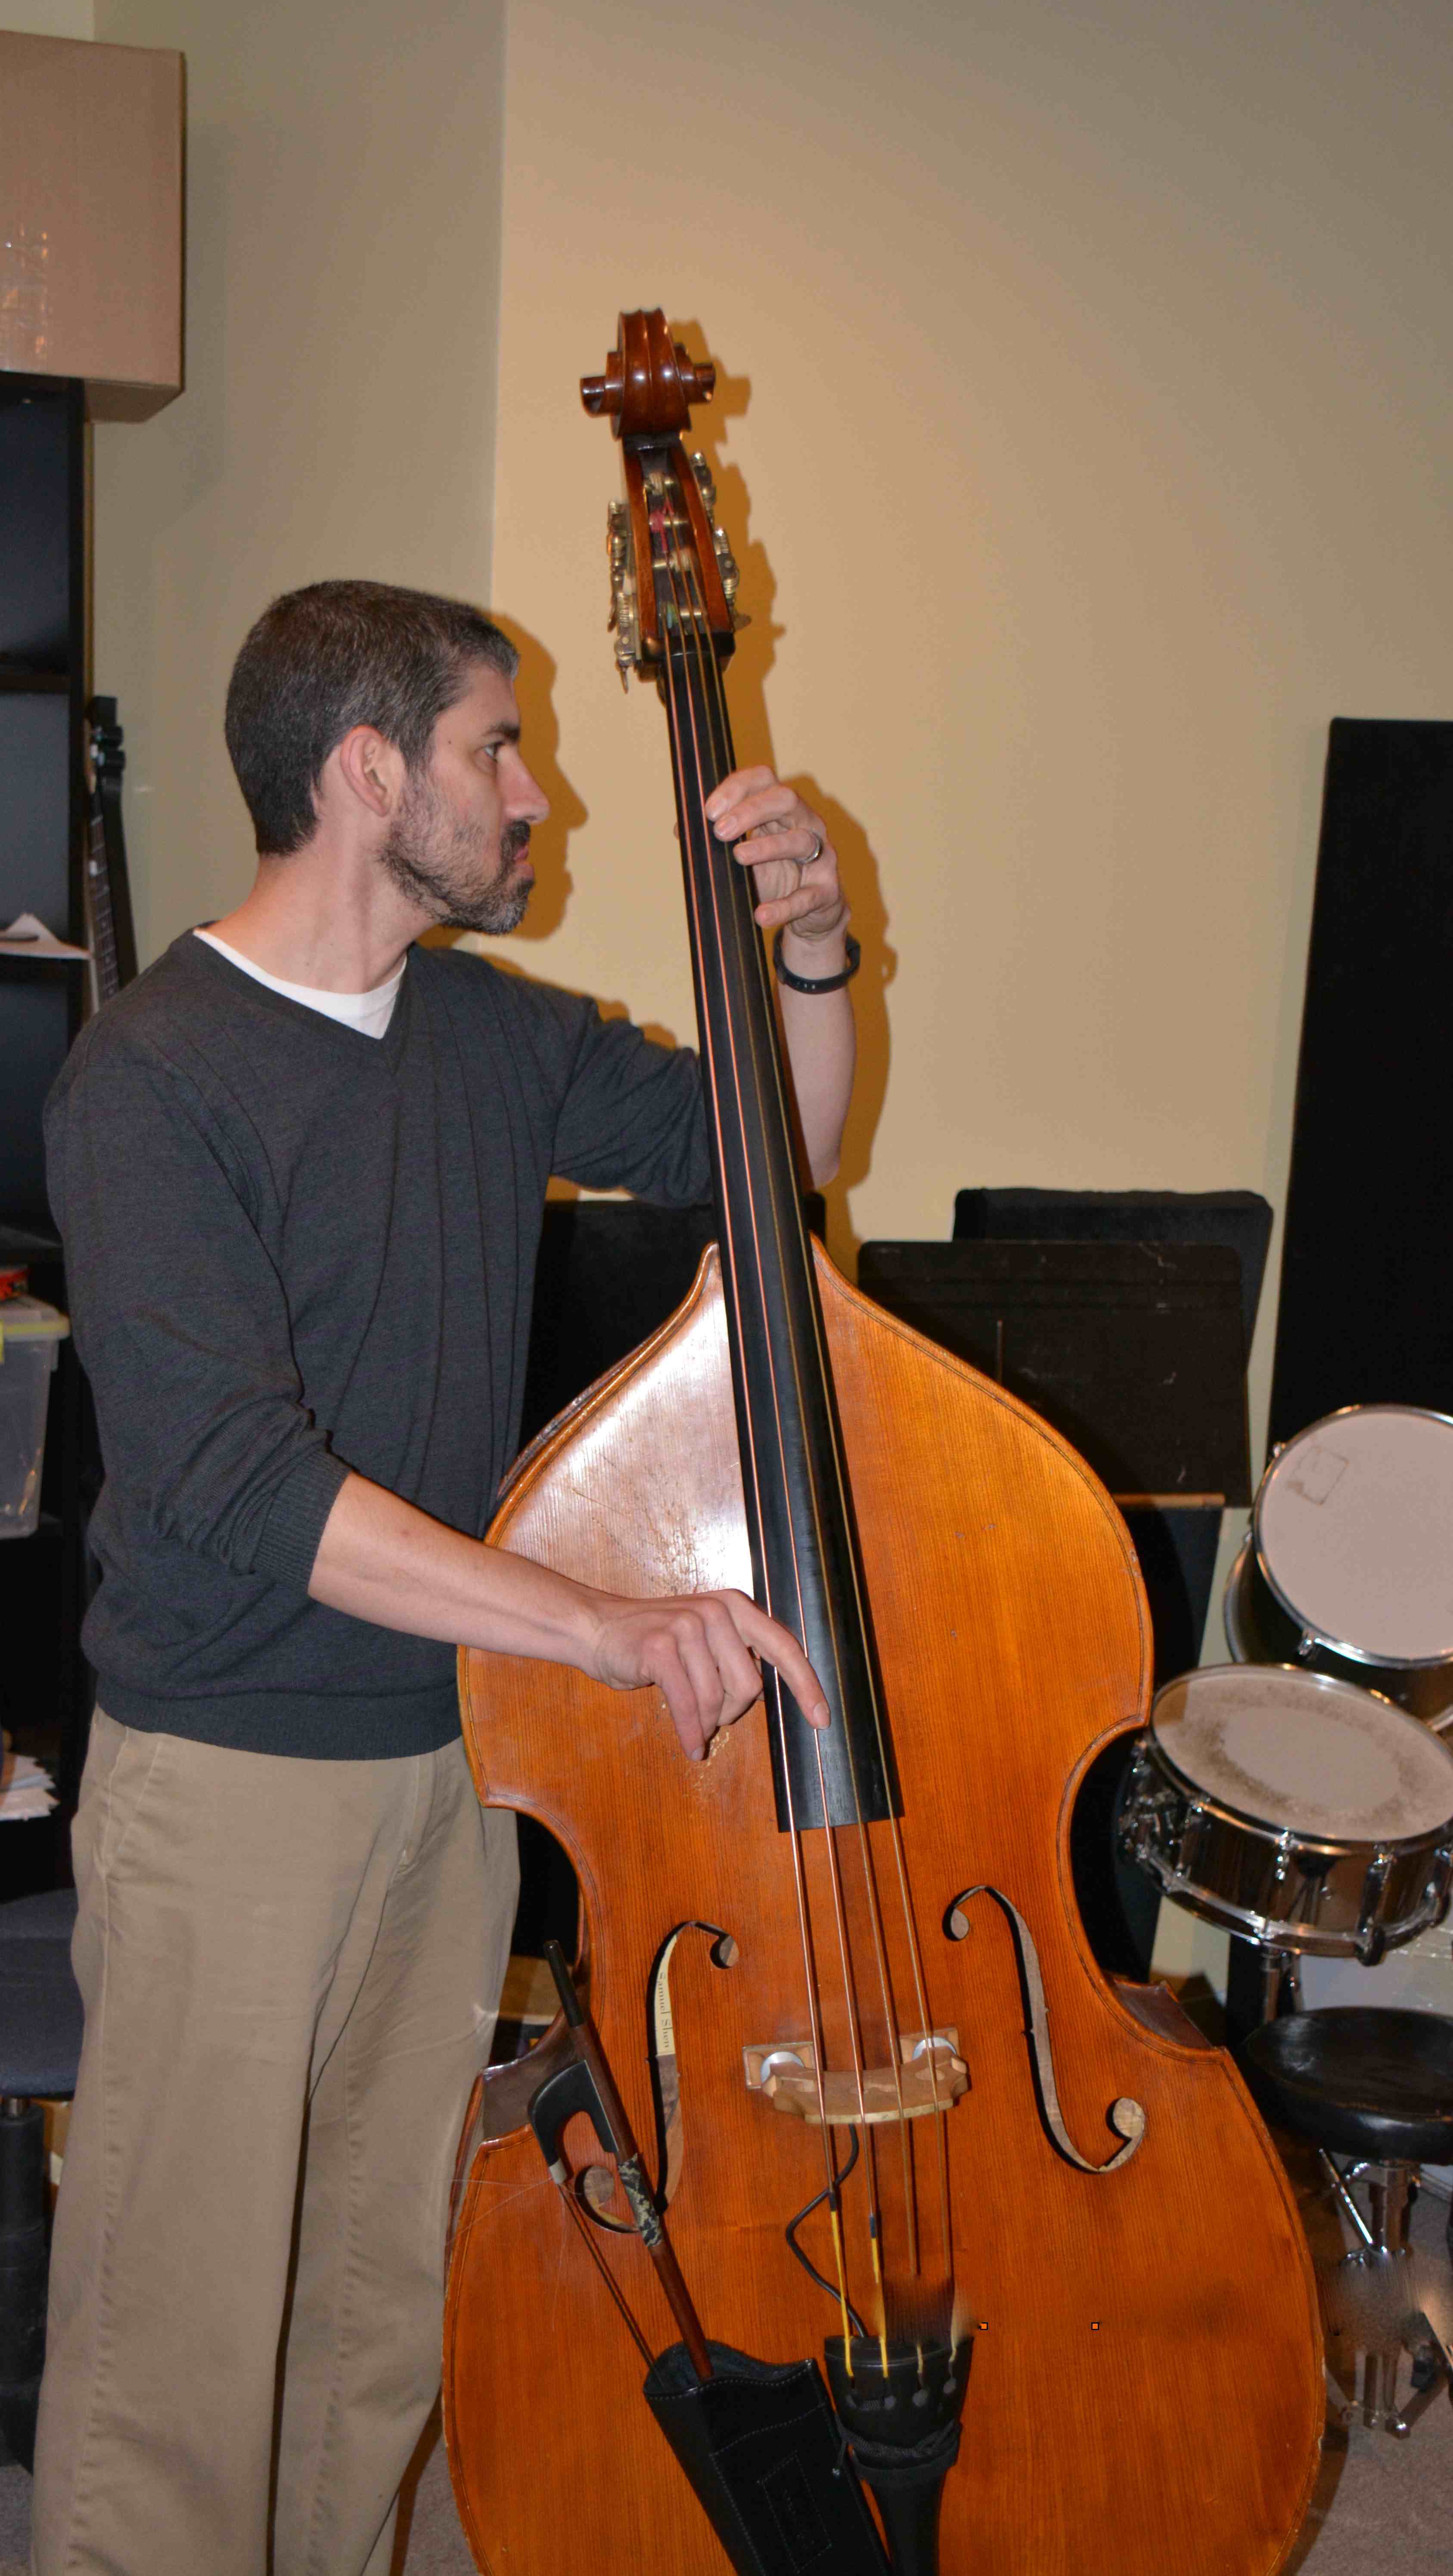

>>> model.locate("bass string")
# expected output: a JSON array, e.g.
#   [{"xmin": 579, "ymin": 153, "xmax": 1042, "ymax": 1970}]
[
  {"xmin": 668, "ymin": 549, "xmax": 927, "ymax": 2313},
  {"xmin": 676, "ymin": 563, "xmax": 958, "ymax": 2293},
  {"xmin": 643, "ymin": 473, "xmax": 850, "ymax": 2334},
  {"xmin": 663, "ymin": 472, "xmax": 958, "ymax": 2318},
  {"xmin": 650, "ymin": 506, "xmax": 851, "ymax": 1930},
  {"xmin": 659, "ymin": 532, "xmax": 914, "ymax": 2309},
  {"xmin": 658, "ymin": 630, "xmax": 884, "ymax": 2352},
  {"xmin": 655, "ymin": 521, "xmax": 903, "ymax": 2294},
  {"xmin": 658, "ymin": 478, "xmax": 945, "ymax": 2333},
  {"xmin": 656, "ymin": 509, "xmax": 873, "ymax": 1929}
]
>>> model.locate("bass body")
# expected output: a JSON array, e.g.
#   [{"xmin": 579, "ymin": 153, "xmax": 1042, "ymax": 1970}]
[{"xmin": 444, "ymin": 1245, "xmax": 1322, "ymax": 2573}]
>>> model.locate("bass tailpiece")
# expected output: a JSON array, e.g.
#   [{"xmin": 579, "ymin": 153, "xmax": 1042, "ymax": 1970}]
[{"xmin": 825, "ymin": 2334, "xmax": 972, "ymax": 2576}]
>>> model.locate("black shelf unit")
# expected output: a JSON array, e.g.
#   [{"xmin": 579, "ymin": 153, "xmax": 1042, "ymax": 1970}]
[
  {"xmin": 1, "ymin": 372, "xmax": 87, "ymax": 1216},
  {"xmin": 1, "ymin": 372, "xmax": 91, "ymax": 1886}
]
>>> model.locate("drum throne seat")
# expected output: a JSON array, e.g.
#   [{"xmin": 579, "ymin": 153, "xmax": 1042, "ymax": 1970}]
[{"xmin": 1242, "ymin": 2005, "xmax": 1453, "ymax": 2439}]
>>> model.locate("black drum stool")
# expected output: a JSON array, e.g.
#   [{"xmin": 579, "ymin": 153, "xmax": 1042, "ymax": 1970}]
[{"xmin": 1241, "ymin": 2006, "xmax": 1453, "ymax": 2438}]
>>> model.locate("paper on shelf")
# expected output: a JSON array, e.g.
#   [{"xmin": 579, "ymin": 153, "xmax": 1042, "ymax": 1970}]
[
  {"xmin": 0, "ymin": 1743, "xmax": 57, "ymax": 1822},
  {"xmin": 0, "ymin": 911, "xmax": 91, "ymax": 962}
]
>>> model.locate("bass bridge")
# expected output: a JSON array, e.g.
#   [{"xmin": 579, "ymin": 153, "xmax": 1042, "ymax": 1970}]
[{"xmin": 743, "ymin": 2029, "xmax": 968, "ymax": 2125}]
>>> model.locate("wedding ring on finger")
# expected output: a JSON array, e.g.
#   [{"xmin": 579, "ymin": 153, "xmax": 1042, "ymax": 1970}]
[{"xmin": 804, "ymin": 833, "xmax": 823, "ymax": 866}]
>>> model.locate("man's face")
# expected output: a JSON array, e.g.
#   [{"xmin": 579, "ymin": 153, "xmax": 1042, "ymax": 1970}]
[{"xmin": 379, "ymin": 662, "xmax": 548, "ymax": 933}]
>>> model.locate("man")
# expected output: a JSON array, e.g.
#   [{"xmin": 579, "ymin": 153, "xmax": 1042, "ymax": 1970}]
[{"xmin": 32, "ymin": 579, "xmax": 857, "ymax": 2575}]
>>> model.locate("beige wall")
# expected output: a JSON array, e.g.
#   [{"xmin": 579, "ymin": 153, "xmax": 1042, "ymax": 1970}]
[
  {"xmin": 0, "ymin": 3, "xmax": 94, "ymax": 34},
  {"xmin": 491, "ymin": 0, "xmax": 1453, "ymax": 1349},
  {"xmin": 87, "ymin": 0, "xmax": 1453, "ymax": 1459},
  {"xmin": 89, "ymin": 0, "xmax": 508, "ymax": 952}
]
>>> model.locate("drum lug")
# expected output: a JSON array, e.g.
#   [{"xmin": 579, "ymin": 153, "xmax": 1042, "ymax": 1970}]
[
  {"xmin": 1292, "ymin": 1849, "xmax": 1333, "ymax": 1916},
  {"xmin": 1355, "ymin": 1852, "xmax": 1394, "ymax": 1964},
  {"xmin": 1115, "ymin": 1750, "xmax": 1179, "ymax": 1876}
]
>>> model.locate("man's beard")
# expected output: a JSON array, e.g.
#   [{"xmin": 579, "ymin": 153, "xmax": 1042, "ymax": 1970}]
[{"xmin": 379, "ymin": 773, "xmax": 532, "ymax": 934}]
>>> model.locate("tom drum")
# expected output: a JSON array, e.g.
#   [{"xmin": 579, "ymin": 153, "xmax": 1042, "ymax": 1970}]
[{"xmin": 1225, "ymin": 1404, "xmax": 1453, "ymax": 1728}]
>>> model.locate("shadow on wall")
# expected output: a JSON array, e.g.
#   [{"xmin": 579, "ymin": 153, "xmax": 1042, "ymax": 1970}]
[{"xmin": 673, "ymin": 320, "xmax": 892, "ymax": 1264}]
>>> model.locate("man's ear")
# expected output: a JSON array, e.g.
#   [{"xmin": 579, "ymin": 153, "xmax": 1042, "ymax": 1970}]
[{"xmin": 329, "ymin": 724, "xmax": 407, "ymax": 822}]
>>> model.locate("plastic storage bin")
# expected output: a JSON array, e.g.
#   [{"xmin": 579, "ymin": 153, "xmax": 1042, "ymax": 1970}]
[{"xmin": 0, "ymin": 1298, "xmax": 70, "ymax": 1538}]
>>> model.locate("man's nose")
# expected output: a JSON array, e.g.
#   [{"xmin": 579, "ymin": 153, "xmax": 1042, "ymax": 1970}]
[{"xmin": 513, "ymin": 763, "xmax": 550, "ymax": 824}]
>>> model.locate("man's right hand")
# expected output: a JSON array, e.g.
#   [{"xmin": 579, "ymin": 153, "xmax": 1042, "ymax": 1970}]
[
  {"xmin": 584, "ymin": 1587, "xmax": 830, "ymax": 1762},
  {"xmin": 309, "ymin": 1472, "xmax": 830, "ymax": 1766}
]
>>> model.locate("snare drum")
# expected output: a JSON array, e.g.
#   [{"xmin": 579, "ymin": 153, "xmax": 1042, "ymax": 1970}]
[
  {"xmin": 1119, "ymin": 1663, "xmax": 1453, "ymax": 1961},
  {"xmin": 1225, "ymin": 1404, "xmax": 1453, "ymax": 1727}
]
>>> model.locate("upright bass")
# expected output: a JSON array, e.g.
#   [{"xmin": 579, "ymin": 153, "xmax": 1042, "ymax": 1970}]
[{"xmin": 443, "ymin": 312, "xmax": 1322, "ymax": 2574}]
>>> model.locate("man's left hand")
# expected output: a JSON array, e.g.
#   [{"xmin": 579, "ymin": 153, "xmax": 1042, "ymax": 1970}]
[{"xmin": 704, "ymin": 769, "xmax": 847, "ymax": 947}]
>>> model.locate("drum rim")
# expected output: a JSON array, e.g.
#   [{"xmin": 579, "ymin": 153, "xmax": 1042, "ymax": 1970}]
[
  {"xmin": 1252, "ymin": 1401, "xmax": 1453, "ymax": 1674},
  {"xmin": 1145, "ymin": 1660, "xmax": 1453, "ymax": 1850},
  {"xmin": 1223, "ymin": 1528, "xmax": 1256, "ymax": 1664},
  {"xmin": 1124, "ymin": 1854, "xmax": 1453, "ymax": 1958}
]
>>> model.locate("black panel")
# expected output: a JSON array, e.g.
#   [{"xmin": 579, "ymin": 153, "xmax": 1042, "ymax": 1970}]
[
  {"xmin": 1269, "ymin": 719, "xmax": 1453, "ymax": 1449},
  {"xmin": 0, "ymin": 976, "xmax": 71, "ymax": 1222},
  {"xmin": 856, "ymin": 1241, "xmax": 1251, "ymax": 1505},
  {"xmin": 0, "ymin": 381, "xmax": 74, "ymax": 670},
  {"xmin": 0, "ymin": 378, "xmax": 90, "ymax": 1876},
  {"xmin": 0, "ymin": 378, "xmax": 84, "ymax": 1231},
  {"xmin": 954, "ymin": 1189, "xmax": 1272, "ymax": 1370},
  {"xmin": 0, "ymin": 696, "xmax": 71, "ymax": 926}
]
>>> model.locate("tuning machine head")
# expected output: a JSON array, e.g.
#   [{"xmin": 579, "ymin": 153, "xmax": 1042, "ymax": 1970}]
[
  {"xmin": 605, "ymin": 499, "xmax": 639, "ymax": 689},
  {"xmin": 689, "ymin": 452, "xmax": 749, "ymax": 630}
]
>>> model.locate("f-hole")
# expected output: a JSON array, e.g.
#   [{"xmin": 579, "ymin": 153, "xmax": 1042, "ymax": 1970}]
[{"xmin": 647, "ymin": 1920, "xmax": 738, "ymax": 2209}]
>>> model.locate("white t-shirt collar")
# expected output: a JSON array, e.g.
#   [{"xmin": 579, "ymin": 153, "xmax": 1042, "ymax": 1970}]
[{"xmin": 193, "ymin": 928, "xmax": 405, "ymax": 1041}]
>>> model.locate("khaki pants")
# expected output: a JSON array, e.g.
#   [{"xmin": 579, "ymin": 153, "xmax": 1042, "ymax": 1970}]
[{"xmin": 31, "ymin": 1709, "xmax": 517, "ymax": 2576}]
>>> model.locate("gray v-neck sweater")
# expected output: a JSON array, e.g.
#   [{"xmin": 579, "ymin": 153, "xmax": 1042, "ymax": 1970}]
[{"xmin": 44, "ymin": 931, "xmax": 710, "ymax": 1758}]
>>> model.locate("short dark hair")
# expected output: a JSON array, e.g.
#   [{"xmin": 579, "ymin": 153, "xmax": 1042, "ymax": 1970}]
[{"xmin": 224, "ymin": 578, "xmax": 519, "ymax": 855}]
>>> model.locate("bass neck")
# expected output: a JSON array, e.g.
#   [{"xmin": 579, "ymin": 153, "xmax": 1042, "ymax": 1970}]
[{"xmin": 643, "ymin": 439, "xmax": 892, "ymax": 1835}]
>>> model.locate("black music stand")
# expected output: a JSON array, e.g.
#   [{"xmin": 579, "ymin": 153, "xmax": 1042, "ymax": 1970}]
[{"xmin": 953, "ymin": 1189, "xmax": 1272, "ymax": 1360}]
